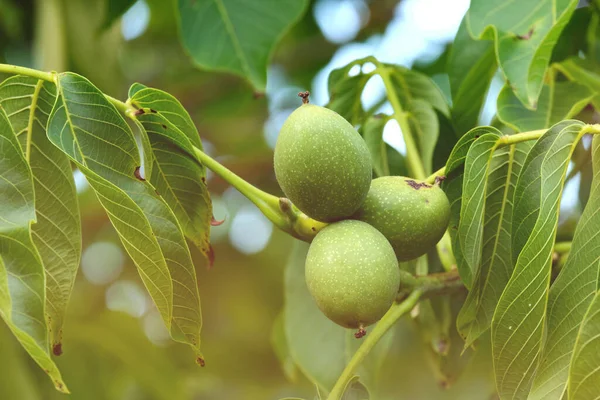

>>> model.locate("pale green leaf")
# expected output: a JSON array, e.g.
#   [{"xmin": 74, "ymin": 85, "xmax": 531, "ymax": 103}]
[
  {"xmin": 271, "ymin": 311, "xmax": 299, "ymax": 382},
  {"xmin": 457, "ymin": 141, "xmax": 532, "ymax": 347},
  {"xmin": 0, "ymin": 76, "xmax": 81, "ymax": 351},
  {"xmin": 46, "ymin": 73, "xmax": 203, "ymax": 357},
  {"xmin": 341, "ymin": 376, "xmax": 370, "ymax": 400},
  {"xmin": 448, "ymin": 17, "xmax": 497, "ymax": 135},
  {"xmin": 529, "ymin": 134, "xmax": 600, "ymax": 400},
  {"xmin": 177, "ymin": 0, "xmax": 308, "ymax": 91},
  {"xmin": 568, "ymin": 291, "xmax": 600, "ymax": 400},
  {"xmin": 389, "ymin": 65, "xmax": 450, "ymax": 117},
  {"xmin": 497, "ymin": 77, "xmax": 593, "ymax": 132},
  {"xmin": 491, "ymin": 120, "xmax": 585, "ymax": 399},
  {"xmin": 128, "ymin": 85, "xmax": 212, "ymax": 259},
  {"xmin": 284, "ymin": 242, "xmax": 346, "ymax": 391},
  {"xmin": 467, "ymin": 0, "xmax": 578, "ymax": 107},
  {"xmin": 0, "ymin": 106, "xmax": 67, "ymax": 393}
]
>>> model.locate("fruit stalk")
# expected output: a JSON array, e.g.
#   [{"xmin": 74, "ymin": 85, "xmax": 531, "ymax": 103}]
[
  {"xmin": 396, "ymin": 270, "xmax": 464, "ymax": 300},
  {"xmin": 326, "ymin": 290, "xmax": 423, "ymax": 400},
  {"xmin": 192, "ymin": 147, "xmax": 327, "ymax": 241}
]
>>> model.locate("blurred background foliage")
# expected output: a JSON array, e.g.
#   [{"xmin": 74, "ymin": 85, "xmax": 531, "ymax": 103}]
[{"xmin": 0, "ymin": 0, "xmax": 569, "ymax": 398}]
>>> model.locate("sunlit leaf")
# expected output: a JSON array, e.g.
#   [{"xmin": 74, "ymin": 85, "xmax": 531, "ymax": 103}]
[
  {"xmin": 497, "ymin": 77, "xmax": 593, "ymax": 132},
  {"xmin": 467, "ymin": 0, "xmax": 578, "ymax": 108},
  {"xmin": 128, "ymin": 85, "xmax": 212, "ymax": 260},
  {"xmin": 568, "ymin": 290, "xmax": 600, "ymax": 400},
  {"xmin": 47, "ymin": 73, "xmax": 203, "ymax": 358},
  {"xmin": 530, "ymin": 134, "xmax": 600, "ymax": 400},
  {"xmin": 0, "ymin": 76, "xmax": 81, "ymax": 352},
  {"xmin": 0, "ymin": 106, "xmax": 67, "ymax": 393},
  {"xmin": 491, "ymin": 120, "xmax": 585, "ymax": 399},
  {"xmin": 448, "ymin": 17, "xmax": 497, "ymax": 135},
  {"xmin": 177, "ymin": 0, "xmax": 308, "ymax": 91}
]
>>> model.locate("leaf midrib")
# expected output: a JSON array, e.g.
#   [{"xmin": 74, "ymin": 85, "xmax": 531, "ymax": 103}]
[{"xmin": 214, "ymin": 0, "xmax": 252, "ymax": 78}]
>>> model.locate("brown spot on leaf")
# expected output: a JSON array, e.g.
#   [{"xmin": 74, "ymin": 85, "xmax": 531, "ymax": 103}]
[
  {"xmin": 253, "ymin": 91, "xmax": 265, "ymax": 99},
  {"xmin": 201, "ymin": 177, "xmax": 206, "ymax": 183},
  {"xmin": 515, "ymin": 27, "xmax": 534, "ymax": 40},
  {"xmin": 134, "ymin": 166, "xmax": 145, "ymax": 181},
  {"xmin": 150, "ymin": 108, "xmax": 157, "ymax": 113},
  {"xmin": 196, "ymin": 356, "xmax": 206, "ymax": 367},
  {"xmin": 211, "ymin": 216, "xmax": 225, "ymax": 226},
  {"xmin": 405, "ymin": 179, "xmax": 431, "ymax": 190},
  {"xmin": 52, "ymin": 342, "xmax": 63, "ymax": 356},
  {"xmin": 134, "ymin": 108, "xmax": 145, "ymax": 116},
  {"xmin": 161, "ymin": 124, "xmax": 167, "ymax": 129}
]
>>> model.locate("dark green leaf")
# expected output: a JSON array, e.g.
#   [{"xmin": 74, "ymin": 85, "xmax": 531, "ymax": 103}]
[
  {"xmin": 529, "ymin": 134, "xmax": 600, "ymax": 400},
  {"xmin": 554, "ymin": 56, "xmax": 600, "ymax": 109},
  {"xmin": 327, "ymin": 57, "xmax": 376, "ymax": 125},
  {"xmin": 0, "ymin": 76, "xmax": 81, "ymax": 351},
  {"xmin": 467, "ymin": 0, "xmax": 578, "ymax": 107},
  {"xmin": 177, "ymin": 0, "xmax": 308, "ymax": 91},
  {"xmin": 448, "ymin": 17, "xmax": 497, "ymax": 135},
  {"xmin": 568, "ymin": 290, "xmax": 600, "ymax": 400},
  {"xmin": 0, "ymin": 106, "xmax": 67, "ymax": 392},
  {"xmin": 360, "ymin": 114, "xmax": 390, "ymax": 177},
  {"xmin": 491, "ymin": 120, "xmax": 585, "ymax": 399},
  {"xmin": 101, "ymin": 0, "xmax": 136, "ymax": 30},
  {"xmin": 408, "ymin": 99, "xmax": 438, "ymax": 175}
]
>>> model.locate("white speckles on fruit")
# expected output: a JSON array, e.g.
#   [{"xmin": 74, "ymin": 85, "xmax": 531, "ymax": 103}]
[
  {"xmin": 305, "ymin": 220, "xmax": 400, "ymax": 329},
  {"xmin": 274, "ymin": 104, "xmax": 372, "ymax": 222},
  {"xmin": 353, "ymin": 176, "xmax": 450, "ymax": 261}
]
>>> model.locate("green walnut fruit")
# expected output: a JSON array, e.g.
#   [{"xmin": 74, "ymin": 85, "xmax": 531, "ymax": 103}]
[
  {"xmin": 353, "ymin": 176, "xmax": 450, "ymax": 261},
  {"xmin": 305, "ymin": 220, "xmax": 400, "ymax": 334},
  {"xmin": 274, "ymin": 103, "xmax": 372, "ymax": 222}
]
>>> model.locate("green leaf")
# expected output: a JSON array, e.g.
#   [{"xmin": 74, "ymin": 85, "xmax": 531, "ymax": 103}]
[
  {"xmin": 568, "ymin": 290, "xmax": 600, "ymax": 400},
  {"xmin": 0, "ymin": 106, "xmax": 67, "ymax": 393},
  {"xmin": 496, "ymin": 75, "xmax": 593, "ymax": 132},
  {"xmin": 128, "ymin": 85, "xmax": 212, "ymax": 260},
  {"xmin": 101, "ymin": 0, "xmax": 136, "ymax": 30},
  {"xmin": 284, "ymin": 242, "xmax": 346, "ymax": 391},
  {"xmin": 327, "ymin": 57, "xmax": 376, "ymax": 125},
  {"xmin": 271, "ymin": 311, "xmax": 298, "ymax": 382},
  {"xmin": 457, "ymin": 131, "xmax": 502, "ymax": 281},
  {"xmin": 360, "ymin": 114, "xmax": 390, "ymax": 177},
  {"xmin": 47, "ymin": 72, "xmax": 203, "ymax": 358},
  {"xmin": 177, "ymin": 0, "xmax": 308, "ymax": 91},
  {"xmin": 341, "ymin": 376, "xmax": 370, "ymax": 400},
  {"xmin": 0, "ymin": 76, "xmax": 81, "ymax": 352},
  {"xmin": 443, "ymin": 126, "xmax": 501, "ymax": 288},
  {"xmin": 457, "ymin": 140, "xmax": 532, "ymax": 347},
  {"xmin": 491, "ymin": 120, "xmax": 585, "ymax": 399},
  {"xmin": 388, "ymin": 65, "xmax": 450, "ymax": 117},
  {"xmin": 408, "ymin": 99, "xmax": 438, "ymax": 175},
  {"xmin": 467, "ymin": 0, "xmax": 578, "ymax": 108},
  {"xmin": 448, "ymin": 17, "xmax": 497, "ymax": 135},
  {"xmin": 529, "ymin": 134, "xmax": 600, "ymax": 400},
  {"xmin": 554, "ymin": 56, "xmax": 600, "ymax": 109}
]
